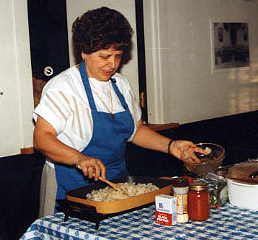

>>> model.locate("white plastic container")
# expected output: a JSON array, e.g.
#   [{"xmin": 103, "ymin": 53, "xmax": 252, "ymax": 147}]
[{"xmin": 227, "ymin": 178, "xmax": 258, "ymax": 211}]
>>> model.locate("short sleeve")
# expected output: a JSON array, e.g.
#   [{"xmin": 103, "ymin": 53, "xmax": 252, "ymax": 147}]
[{"xmin": 34, "ymin": 89, "xmax": 72, "ymax": 134}]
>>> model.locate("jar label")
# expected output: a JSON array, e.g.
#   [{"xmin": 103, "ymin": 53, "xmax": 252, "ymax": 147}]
[{"xmin": 174, "ymin": 194, "xmax": 188, "ymax": 214}]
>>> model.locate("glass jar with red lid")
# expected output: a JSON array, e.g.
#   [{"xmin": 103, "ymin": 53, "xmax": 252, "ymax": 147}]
[{"xmin": 188, "ymin": 181, "xmax": 210, "ymax": 221}]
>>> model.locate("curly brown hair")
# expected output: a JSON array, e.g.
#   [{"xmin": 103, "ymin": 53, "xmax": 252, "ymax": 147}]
[{"xmin": 72, "ymin": 7, "xmax": 133, "ymax": 65}]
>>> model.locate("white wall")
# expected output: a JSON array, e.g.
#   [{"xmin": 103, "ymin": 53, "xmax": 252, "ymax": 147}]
[
  {"xmin": 66, "ymin": 0, "xmax": 139, "ymax": 99},
  {"xmin": 0, "ymin": 0, "xmax": 34, "ymax": 157},
  {"xmin": 1, "ymin": 0, "xmax": 257, "ymax": 157},
  {"xmin": 144, "ymin": 0, "xmax": 258, "ymax": 124},
  {"xmin": 0, "ymin": 0, "xmax": 138, "ymax": 158}
]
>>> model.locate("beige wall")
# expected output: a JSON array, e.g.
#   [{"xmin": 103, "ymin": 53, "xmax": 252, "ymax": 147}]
[
  {"xmin": 66, "ymin": 0, "xmax": 139, "ymax": 98},
  {"xmin": 144, "ymin": 0, "xmax": 258, "ymax": 124},
  {"xmin": 0, "ymin": 0, "xmax": 34, "ymax": 157}
]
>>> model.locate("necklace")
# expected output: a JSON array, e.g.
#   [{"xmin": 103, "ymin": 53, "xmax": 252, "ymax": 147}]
[{"xmin": 91, "ymin": 80, "xmax": 115, "ymax": 119}]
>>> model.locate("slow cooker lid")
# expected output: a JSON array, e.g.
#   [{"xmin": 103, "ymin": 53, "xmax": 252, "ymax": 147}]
[{"xmin": 226, "ymin": 162, "xmax": 258, "ymax": 184}]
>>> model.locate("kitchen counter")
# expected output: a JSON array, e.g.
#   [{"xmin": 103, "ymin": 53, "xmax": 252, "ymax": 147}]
[{"xmin": 21, "ymin": 203, "xmax": 258, "ymax": 240}]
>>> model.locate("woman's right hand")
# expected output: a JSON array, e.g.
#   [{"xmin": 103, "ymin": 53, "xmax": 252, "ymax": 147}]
[{"xmin": 76, "ymin": 154, "xmax": 106, "ymax": 181}]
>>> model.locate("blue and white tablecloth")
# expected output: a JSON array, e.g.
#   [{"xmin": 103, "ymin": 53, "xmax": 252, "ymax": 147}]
[{"xmin": 21, "ymin": 203, "xmax": 258, "ymax": 240}]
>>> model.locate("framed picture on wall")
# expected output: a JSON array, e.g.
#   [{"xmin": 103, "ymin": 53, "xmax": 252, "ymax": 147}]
[{"xmin": 212, "ymin": 22, "xmax": 250, "ymax": 71}]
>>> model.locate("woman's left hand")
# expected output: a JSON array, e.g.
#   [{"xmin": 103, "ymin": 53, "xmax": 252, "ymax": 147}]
[{"xmin": 170, "ymin": 140, "xmax": 207, "ymax": 164}]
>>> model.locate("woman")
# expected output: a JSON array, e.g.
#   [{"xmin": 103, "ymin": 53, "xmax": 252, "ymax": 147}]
[{"xmin": 34, "ymin": 7, "xmax": 204, "ymax": 217}]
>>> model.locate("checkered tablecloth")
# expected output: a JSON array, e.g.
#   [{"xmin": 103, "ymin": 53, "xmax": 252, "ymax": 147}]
[{"xmin": 21, "ymin": 203, "xmax": 258, "ymax": 240}]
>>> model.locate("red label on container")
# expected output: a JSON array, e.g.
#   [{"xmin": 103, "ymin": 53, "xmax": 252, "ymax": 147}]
[{"xmin": 155, "ymin": 211, "xmax": 173, "ymax": 226}]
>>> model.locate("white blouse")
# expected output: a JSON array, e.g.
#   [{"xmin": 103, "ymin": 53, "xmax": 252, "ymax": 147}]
[{"xmin": 34, "ymin": 66, "xmax": 142, "ymax": 154}]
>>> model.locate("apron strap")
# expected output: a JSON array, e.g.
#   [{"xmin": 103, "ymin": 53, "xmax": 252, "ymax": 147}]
[
  {"xmin": 79, "ymin": 61, "xmax": 129, "ymax": 112},
  {"xmin": 79, "ymin": 61, "xmax": 97, "ymax": 110},
  {"xmin": 110, "ymin": 78, "xmax": 129, "ymax": 110}
]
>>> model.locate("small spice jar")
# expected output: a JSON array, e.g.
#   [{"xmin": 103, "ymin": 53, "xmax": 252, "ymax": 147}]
[
  {"xmin": 172, "ymin": 177, "xmax": 189, "ymax": 223},
  {"xmin": 188, "ymin": 181, "xmax": 210, "ymax": 221}
]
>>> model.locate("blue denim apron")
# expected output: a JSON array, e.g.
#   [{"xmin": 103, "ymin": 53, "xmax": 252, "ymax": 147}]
[{"xmin": 55, "ymin": 61, "xmax": 135, "ymax": 200}]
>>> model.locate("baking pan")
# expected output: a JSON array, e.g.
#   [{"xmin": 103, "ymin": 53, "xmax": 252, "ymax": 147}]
[{"xmin": 66, "ymin": 176, "xmax": 173, "ymax": 214}]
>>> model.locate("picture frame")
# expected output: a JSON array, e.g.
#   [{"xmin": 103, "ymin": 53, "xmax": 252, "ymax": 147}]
[{"xmin": 211, "ymin": 21, "xmax": 250, "ymax": 72}]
